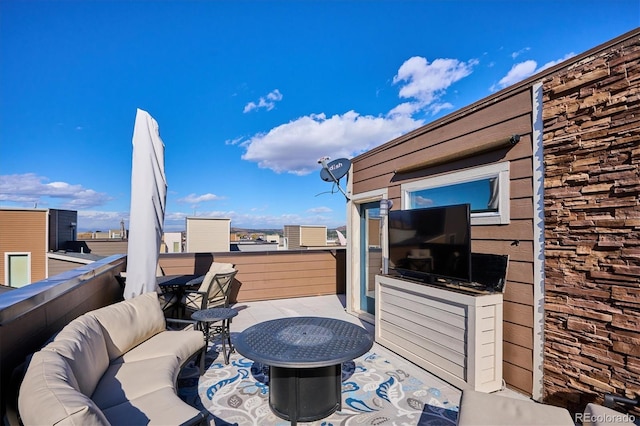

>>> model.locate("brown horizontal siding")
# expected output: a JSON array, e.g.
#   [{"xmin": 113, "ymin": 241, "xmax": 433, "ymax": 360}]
[
  {"xmin": 504, "ymin": 281, "xmax": 534, "ymax": 305},
  {"xmin": 355, "ymin": 90, "xmax": 533, "ymax": 171},
  {"xmin": 505, "ymin": 261, "xmax": 535, "ymax": 285},
  {"xmin": 471, "ymin": 219, "xmax": 533, "ymax": 241},
  {"xmin": 472, "ymin": 240, "xmax": 533, "ymax": 263},
  {"xmin": 354, "ymin": 115, "xmax": 534, "ymax": 194},
  {"xmin": 511, "ymin": 177, "xmax": 534, "ymax": 197},
  {"xmin": 158, "ymin": 250, "xmax": 346, "ymax": 303},
  {"xmin": 504, "ymin": 321, "xmax": 533, "ymax": 349},
  {"xmin": 504, "ymin": 301, "xmax": 534, "ymax": 328},
  {"xmin": 504, "ymin": 359, "xmax": 534, "ymax": 395}
]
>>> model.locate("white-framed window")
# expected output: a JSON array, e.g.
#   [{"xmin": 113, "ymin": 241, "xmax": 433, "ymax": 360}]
[
  {"xmin": 5, "ymin": 252, "xmax": 31, "ymax": 288},
  {"xmin": 401, "ymin": 162, "xmax": 510, "ymax": 225}
]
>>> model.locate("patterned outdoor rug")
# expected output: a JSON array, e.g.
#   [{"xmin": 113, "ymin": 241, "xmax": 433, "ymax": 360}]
[{"xmin": 178, "ymin": 345, "xmax": 459, "ymax": 426}]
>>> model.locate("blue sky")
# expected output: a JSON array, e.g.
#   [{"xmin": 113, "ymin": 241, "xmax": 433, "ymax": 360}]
[{"xmin": 1, "ymin": 1, "xmax": 637, "ymax": 232}]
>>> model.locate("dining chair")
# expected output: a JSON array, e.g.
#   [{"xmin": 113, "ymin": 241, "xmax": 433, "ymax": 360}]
[{"xmin": 180, "ymin": 269, "xmax": 238, "ymax": 317}]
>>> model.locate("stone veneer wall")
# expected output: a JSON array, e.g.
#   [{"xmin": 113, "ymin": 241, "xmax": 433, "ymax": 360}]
[{"xmin": 542, "ymin": 35, "xmax": 640, "ymax": 415}]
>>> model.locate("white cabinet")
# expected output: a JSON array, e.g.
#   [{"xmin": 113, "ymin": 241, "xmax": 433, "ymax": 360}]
[{"xmin": 375, "ymin": 274, "xmax": 503, "ymax": 392}]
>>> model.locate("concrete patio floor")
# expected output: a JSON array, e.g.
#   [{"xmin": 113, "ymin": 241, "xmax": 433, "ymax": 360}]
[{"xmin": 225, "ymin": 294, "xmax": 529, "ymax": 410}]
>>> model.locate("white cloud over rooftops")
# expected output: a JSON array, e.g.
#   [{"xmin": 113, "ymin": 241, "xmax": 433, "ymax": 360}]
[
  {"xmin": 0, "ymin": 173, "xmax": 112, "ymax": 209},
  {"xmin": 177, "ymin": 193, "xmax": 223, "ymax": 204}
]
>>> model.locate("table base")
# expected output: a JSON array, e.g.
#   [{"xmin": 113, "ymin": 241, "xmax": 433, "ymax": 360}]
[
  {"xmin": 269, "ymin": 364, "xmax": 341, "ymax": 425},
  {"xmin": 199, "ymin": 320, "xmax": 234, "ymax": 368}
]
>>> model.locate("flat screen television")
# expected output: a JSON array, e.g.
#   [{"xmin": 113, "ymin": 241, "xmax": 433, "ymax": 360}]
[{"xmin": 388, "ymin": 204, "xmax": 471, "ymax": 284}]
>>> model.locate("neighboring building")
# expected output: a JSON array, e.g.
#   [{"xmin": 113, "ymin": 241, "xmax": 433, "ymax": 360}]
[
  {"xmin": 163, "ymin": 232, "xmax": 183, "ymax": 253},
  {"xmin": 0, "ymin": 208, "xmax": 78, "ymax": 287},
  {"xmin": 283, "ymin": 225, "xmax": 327, "ymax": 249},
  {"xmin": 265, "ymin": 234, "xmax": 280, "ymax": 243},
  {"xmin": 346, "ymin": 28, "xmax": 639, "ymax": 413},
  {"xmin": 77, "ymin": 229, "xmax": 126, "ymax": 239},
  {"xmin": 185, "ymin": 217, "xmax": 231, "ymax": 253}
]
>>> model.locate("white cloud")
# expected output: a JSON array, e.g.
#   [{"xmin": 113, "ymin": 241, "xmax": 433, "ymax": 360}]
[
  {"xmin": 78, "ymin": 210, "xmax": 128, "ymax": 231},
  {"xmin": 393, "ymin": 56, "xmax": 478, "ymax": 110},
  {"xmin": 243, "ymin": 89, "xmax": 283, "ymax": 113},
  {"xmin": 497, "ymin": 60, "xmax": 538, "ymax": 88},
  {"xmin": 0, "ymin": 173, "xmax": 112, "ymax": 209},
  {"xmin": 429, "ymin": 102, "xmax": 454, "ymax": 116},
  {"xmin": 177, "ymin": 193, "xmax": 223, "ymax": 204},
  {"xmin": 413, "ymin": 196, "xmax": 433, "ymax": 207},
  {"xmin": 239, "ymin": 55, "xmax": 477, "ymax": 175},
  {"xmin": 537, "ymin": 53, "xmax": 576, "ymax": 72},
  {"xmin": 225, "ymin": 136, "xmax": 244, "ymax": 146},
  {"xmin": 511, "ymin": 47, "xmax": 530, "ymax": 59},
  {"xmin": 307, "ymin": 206, "xmax": 332, "ymax": 213},
  {"xmin": 494, "ymin": 52, "xmax": 576, "ymax": 90},
  {"xmin": 240, "ymin": 111, "xmax": 422, "ymax": 175}
]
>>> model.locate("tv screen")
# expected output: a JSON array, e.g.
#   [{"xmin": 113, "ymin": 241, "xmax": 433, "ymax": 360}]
[{"xmin": 388, "ymin": 204, "xmax": 471, "ymax": 284}]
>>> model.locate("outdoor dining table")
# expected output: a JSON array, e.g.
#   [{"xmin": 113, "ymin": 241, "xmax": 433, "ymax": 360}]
[
  {"xmin": 157, "ymin": 274, "xmax": 204, "ymax": 316},
  {"xmin": 234, "ymin": 316, "xmax": 373, "ymax": 425}
]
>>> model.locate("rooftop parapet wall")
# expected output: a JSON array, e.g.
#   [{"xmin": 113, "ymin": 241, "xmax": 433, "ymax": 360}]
[{"xmin": 542, "ymin": 34, "xmax": 640, "ymax": 415}]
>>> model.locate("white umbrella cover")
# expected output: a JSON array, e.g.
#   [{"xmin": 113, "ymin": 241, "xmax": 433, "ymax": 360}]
[{"xmin": 124, "ymin": 108, "xmax": 167, "ymax": 299}]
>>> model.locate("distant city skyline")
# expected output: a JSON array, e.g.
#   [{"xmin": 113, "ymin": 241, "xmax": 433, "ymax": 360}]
[{"xmin": 1, "ymin": 1, "xmax": 636, "ymax": 232}]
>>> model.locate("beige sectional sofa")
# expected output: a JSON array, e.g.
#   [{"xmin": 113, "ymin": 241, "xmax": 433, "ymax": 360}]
[{"xmin": 18, "ymin": 292, "xmax": 207, "ymax": 425}]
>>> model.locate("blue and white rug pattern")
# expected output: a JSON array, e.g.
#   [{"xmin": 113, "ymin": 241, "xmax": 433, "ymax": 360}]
[{"xmin": 178, "ymin": 347, "xmax": 458, "ymax": 425}]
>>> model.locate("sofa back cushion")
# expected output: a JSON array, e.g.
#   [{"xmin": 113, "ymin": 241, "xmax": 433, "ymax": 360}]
[
  {"xmin": 88, "ymin": 292, "xmax": 166, "ymax": 360},
  {"xmin": 18, "ymin": 350, "xmax": 110, "ymax": 426},
  {"xmin": 43, "ymin": 313, "xmax": 109, "ymax": 397}
]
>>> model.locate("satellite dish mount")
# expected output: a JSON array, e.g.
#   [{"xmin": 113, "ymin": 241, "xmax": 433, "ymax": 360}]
[{"xmin": 318, "ymin": 156, "xmax": 351, "ymax": 201}]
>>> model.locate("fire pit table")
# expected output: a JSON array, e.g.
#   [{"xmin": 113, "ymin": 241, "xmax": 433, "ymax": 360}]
[{"xmin": 234, "ymin": 316, "xmax": 373, "ymax": 425}]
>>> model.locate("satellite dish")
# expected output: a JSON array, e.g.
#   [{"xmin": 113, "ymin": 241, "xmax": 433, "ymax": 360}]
[
  {"xmin": 317, "ymin": 157, "xmax": 351, "ymax": 201},
  {"xmin": 320, "ymin": 158, "xmax": 351, "ymax": 182}
]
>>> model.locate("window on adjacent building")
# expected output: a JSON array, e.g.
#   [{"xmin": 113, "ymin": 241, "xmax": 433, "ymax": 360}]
[
  {"xmin": 401, "ymin": 162, "xmax": 510, "ymax": 225},
  {"xmin": 6, "ymin": 252, "xmax": 31, "ymax": 288}
]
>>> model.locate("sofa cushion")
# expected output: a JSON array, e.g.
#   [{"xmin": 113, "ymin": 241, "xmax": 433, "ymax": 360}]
[
  {"xmin": 43, "ymin": 313, "xmax": 109, "ymax": 397},
  {"xmin": 18, "ymin": 350, "xmax": 109, "ymax": 426},
  {"xmin": 114, "ymin": 329, "xmax": 204, "ymax": 365},
  {"xmin": 456, "ymin": 389, "xmax": 574, "ymax": 426},
  {"xmin": 89, "ymin": 292, "xmax": 166, "ymax": 360},
  {"xmin": 583, "ymin": 403, "xmax": 636, "ymax": 426},
  {"xmin": 91, "ymin": 355, "xmax": 179, "ymax": 410},
  {"xmin": 101, "ymin": 386, "xmax": 203, "ymax": 425}
]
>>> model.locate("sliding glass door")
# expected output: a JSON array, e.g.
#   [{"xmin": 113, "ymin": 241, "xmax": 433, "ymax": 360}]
[{"xmin": 359, "ymin": 202, "xmax": 381, "ymax": 315}]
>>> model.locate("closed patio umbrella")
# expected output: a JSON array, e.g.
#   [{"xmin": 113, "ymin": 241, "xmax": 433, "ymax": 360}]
[{"xmin": 124, "ymin": 108, "xmax": 167, "ymax": 299}]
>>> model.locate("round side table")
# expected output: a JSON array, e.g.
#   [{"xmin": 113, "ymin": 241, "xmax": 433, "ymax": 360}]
[{"xmin": 191, "ymin": 307, "xmax": 238, "ymax": 366}]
